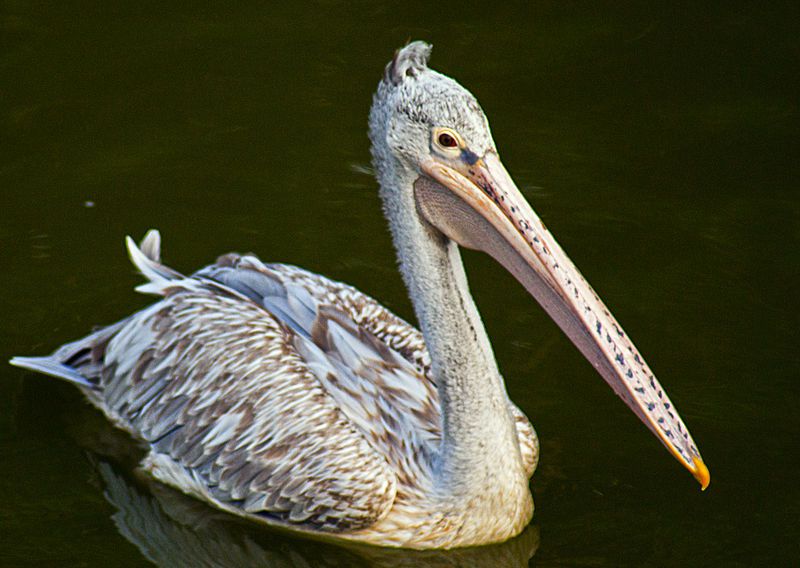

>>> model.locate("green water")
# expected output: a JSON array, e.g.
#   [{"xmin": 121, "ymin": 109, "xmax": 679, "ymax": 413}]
[{"xmin": 2, "ymin": 2, "xmax": 798, "ymax": 566}]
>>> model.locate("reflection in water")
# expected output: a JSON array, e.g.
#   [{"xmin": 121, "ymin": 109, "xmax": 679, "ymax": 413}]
[
  {"xmin": 76, "ymin": 407, "xmax": 538, "ymax": 568},
  {"xmin": 96, "ymin": 461, "xmax": 538, "ymax": 568}
]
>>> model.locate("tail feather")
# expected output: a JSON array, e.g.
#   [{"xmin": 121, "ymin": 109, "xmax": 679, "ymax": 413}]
[
  {"xmin": 125, "ymin": 230, "xmax": 184, "ymax": 295},
  {"xmin": 10, "ymin": 356, "xmax": 97, "ymax": 389},
  {"xmin": 11, "ymin": 312, "xmax": 128, "ymax": 390},
  {"xmin": 138, "ymin": 229, "xmax": 162, "ymax": 262},
  {"xmin": 12, "ymin": 230, "xmax": 183, "ymax": 388}
]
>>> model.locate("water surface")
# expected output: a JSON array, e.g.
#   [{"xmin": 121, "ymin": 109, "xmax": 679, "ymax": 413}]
[{"xmin": 2, "ymin": 2, "xmax": 798, "ymax": 566}]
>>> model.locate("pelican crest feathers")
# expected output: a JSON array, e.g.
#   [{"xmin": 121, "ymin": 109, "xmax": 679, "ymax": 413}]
[{"xmin": 385, "ymin": 41, "xmax": 432, "ymax": 85}]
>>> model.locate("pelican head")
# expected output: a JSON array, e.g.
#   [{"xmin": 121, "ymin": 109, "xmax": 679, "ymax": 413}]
[
  {"xmin": 368, "ymin": 41, "xmax": 709, "ymax": 489},
  {"xmin": 369, "ymin": 41, "xmax": 494, "ymax": 182}
]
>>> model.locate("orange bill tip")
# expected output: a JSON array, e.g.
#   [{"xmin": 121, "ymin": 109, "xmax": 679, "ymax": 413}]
[{"xmin": 692, "ymin": 456, "xmax": 711, "ymax": 491}]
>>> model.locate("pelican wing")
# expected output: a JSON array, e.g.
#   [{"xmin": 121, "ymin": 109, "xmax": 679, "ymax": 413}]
[
  {"xmin": 199, "ymin": 253, "xmax": 537, "ymax": 479},
  {"xmin": 196, "ymin": 255, "xmax": 444, "ymax": 485},
  {"xmin": 63, "ymin": 235, "xmax": 400, "ymax": 532}
]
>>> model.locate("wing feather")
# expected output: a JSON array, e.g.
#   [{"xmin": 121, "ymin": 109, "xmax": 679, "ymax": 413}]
[
  {"xmin": 199, "ymin": 253, "xmax": 538, "ymax": 479},
  {"xmin": 90, "ymin": 256, "xmax": 399, "ymax": 531}
]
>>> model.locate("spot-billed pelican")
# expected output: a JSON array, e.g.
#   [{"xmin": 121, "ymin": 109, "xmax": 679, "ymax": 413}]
[{"xmin": 11, "ymin": 42, "xmax": 708, "ymax": 549}]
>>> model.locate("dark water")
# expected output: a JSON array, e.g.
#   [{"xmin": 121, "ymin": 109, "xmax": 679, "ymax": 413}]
[{"xmin": 2, "ymin": 2, "xmax": 798, "ymax": 566}]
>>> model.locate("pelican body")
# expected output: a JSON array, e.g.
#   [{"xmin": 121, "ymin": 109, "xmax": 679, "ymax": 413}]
[{"xmin": 11, "ymin": 42, "xmax": 708, "ymax": 549}]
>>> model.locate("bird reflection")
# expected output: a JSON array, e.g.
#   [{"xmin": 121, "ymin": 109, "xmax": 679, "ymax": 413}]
[
  {"xmin": 71, "ymin": 401, "xmax": 538, "ymax": 568},
  {"xmin": 94, "ymin": 458, "xmax": 539, "ymax": 568}
]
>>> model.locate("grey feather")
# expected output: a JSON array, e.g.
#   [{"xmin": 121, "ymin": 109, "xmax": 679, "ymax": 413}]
[
  {"xmin": 385, "ymin": 41, "xmax": 432, "ymax": 86},
  {"xmin": 9, "ymin": 356, "xmax": 96, "ymax": 389},
  {"xmin": 139, "ymin": 229, "xmax": 162, "ymax": 262}
]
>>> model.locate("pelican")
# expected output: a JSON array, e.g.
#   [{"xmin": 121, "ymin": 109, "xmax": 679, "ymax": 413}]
[{"xmin": 11, "ymin": 42, "xmax": 708, "ymax": 549}]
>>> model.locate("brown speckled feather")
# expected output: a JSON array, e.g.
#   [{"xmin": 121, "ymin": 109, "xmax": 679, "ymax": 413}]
[
  {"xmin": 273, "ymin": 264, "xmax": 538, "ymax": 478},
  {"xmin": 102, "ymin": 280, "xmax": 398, "ymax": 531},
  {"xmin": 203, "ymin": 253, "xmax": 538, "ymax": 480}
]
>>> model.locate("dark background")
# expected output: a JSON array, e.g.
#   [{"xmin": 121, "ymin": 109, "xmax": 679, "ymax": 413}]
[{"xmin": 2, "ymin": 2, "xmax": 798, "ymax": 566}]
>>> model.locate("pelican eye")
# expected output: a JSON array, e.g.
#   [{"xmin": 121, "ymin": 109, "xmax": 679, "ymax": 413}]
[
  {"xmin": 433, "ymin": 128, "xmax": 463, "ymax": 152},
  {"xmin": 438, "ymin": 132, "xmax": 458, "ymax": 148},
  {"xmin": 432, "ymin": 128, "xmax": 463, "ymax": 154}
]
